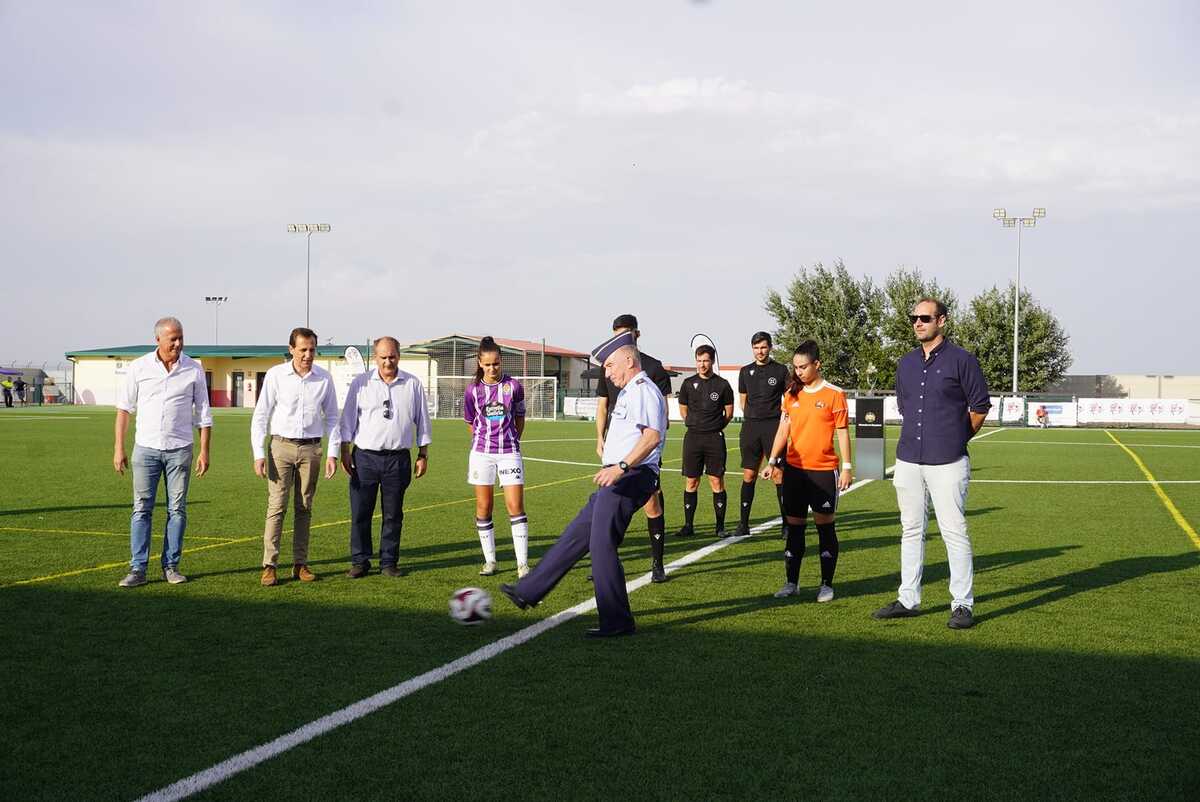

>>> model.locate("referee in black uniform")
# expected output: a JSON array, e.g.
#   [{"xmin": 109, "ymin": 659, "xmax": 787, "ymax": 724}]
[
  {"xmin": 594, "ymin": 314, "xmax": 673, "ymax": 582},
  {"xmin": 676, "ymin": 344, "xmax": 734, "ymax": 538},
  {"xmin": 735, "ymin": 331, "xmax": 790, "ymax": 537}
]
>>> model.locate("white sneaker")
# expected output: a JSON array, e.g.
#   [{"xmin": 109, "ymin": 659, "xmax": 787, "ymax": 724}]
[
  {"xmin": 773, "ymin": 582, "xmax": 798, "ymax": 598},
  {"xmin": 118, "ymin": 570, "xmax": 147, "ymax": 588},
  {"xmin": 816, "ymin": 584, "xmax": 834, "ymax": 603},
  {"xmin": 479, "ymin": 561, "xmax": 498, "ymax": 576},
  {"xmin": 517, "ymin": 563, "xmax": 530, "ymax": 579},
  {"xmin": 163, "ymin": 567, "xmax": 188, "ymax": 585}
]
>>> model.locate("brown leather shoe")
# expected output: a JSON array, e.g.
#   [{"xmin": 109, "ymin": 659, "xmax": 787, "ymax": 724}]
[
  {"xmin": 380, "ymin": 565, "xmax": 404, "ymax": 578},
  {"xmin": 292, "ymin": 564, "xmax": 318, "ymax": 582},
  {"xmin": 346, "ymin": 562, "xmax": 370, "ymax": 579},
  {"xmin": 260, "ymin": 566, "xmax": 278, "ymax": 587}
]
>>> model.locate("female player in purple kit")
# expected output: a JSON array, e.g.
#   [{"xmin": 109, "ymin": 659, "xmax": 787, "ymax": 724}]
[{"xmin": 463, "ymin": 337, "xmax": 531, "ymax": 578}]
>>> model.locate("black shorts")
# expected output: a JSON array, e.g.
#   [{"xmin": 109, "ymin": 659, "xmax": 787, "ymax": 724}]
[
  {"xmin": 681, "ymin": 430, "xmax": 727, "ymax": 478},
  {"xmin": 781, "ymin": 465, "xmax": 839, "ymax": 517},
  {"xmin": 739, "ymin": 418, "xmax": 779, "ymax": 470}
]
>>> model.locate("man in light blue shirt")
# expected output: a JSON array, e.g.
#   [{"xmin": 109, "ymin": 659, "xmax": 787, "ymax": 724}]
[{"xmin": 500, "ymin": 330, "xmax": 666, "ymax": 637}]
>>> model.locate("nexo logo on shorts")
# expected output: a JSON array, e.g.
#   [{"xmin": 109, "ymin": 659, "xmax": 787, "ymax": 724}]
[{"xmin": 499, "ymin": 467, "xmax": 522, "ymax": 477}]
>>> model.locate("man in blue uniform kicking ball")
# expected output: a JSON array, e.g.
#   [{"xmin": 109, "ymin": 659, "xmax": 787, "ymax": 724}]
[{"xmin": 500, "ymin": 329, "xmax": 667, "ymax": 637}]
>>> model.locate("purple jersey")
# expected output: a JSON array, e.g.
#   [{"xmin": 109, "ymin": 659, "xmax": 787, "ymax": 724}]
[{"xmin": 463, "ymin": 376, "xmax": 526, "ymax": 454}]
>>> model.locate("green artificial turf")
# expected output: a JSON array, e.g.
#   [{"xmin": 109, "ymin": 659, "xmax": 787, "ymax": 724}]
[{"xmin": 1, "ymin": 408, "xmax": 1197, "ymax": 800}]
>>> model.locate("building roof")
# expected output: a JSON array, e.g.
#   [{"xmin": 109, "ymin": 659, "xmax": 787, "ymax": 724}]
[
  {"xmin": 407, "ymin": 334, "xmax": 589, "ymax": 359},
  {"xmin": 65, "ymin": 344, "xmax": 424, "ymax": 359}
]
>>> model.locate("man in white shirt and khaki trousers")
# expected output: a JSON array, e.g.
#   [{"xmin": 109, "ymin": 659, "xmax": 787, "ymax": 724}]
[
  {"xmin": 113, "ymin": 317, "xmax": 213, "ymax": 588},
  {"xmin": 250, "ymin": 327, "xmax": 341, "ymax": 586}
]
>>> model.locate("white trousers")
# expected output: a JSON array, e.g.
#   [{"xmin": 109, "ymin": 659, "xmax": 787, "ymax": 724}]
[{"xmin": 892, "ymin": 456, "xmax": 974, "ymax": 610}]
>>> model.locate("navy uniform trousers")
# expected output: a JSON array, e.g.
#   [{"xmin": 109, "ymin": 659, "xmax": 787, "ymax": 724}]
[
  {"xmin": 349, "ymin": 447, "xmax": 412, "ymax": 567},
  {"xmin": 514, "ymin": 466, "xmax": 658, "ymax": 631}
]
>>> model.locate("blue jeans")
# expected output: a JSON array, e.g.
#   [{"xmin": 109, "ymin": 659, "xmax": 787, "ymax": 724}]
[{"xmin": 130, "ymin": 444, "xmax": 193, "ymax": 571}]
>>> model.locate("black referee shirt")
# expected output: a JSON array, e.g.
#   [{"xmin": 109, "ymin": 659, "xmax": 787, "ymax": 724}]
[
  {"xmin": 596, "ymin": 351, "xmax": 672, "ymax": 431},
  {"xmin": 677, "ymin": 373, "xmax": 734, "ymax": 432},
  {"xmin": 737, "ymin": 360, "xmax": 789, "ymax": 421}
]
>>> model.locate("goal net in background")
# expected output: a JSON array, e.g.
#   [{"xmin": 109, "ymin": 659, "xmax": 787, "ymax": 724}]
[{"xmin": 430, "ymin": 376, "xmax": 558, "ymax": 420}]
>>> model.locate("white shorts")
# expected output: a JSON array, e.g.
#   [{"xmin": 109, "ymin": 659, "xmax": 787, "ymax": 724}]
[{"xmin": 468, "ymin": 451, "xmax": 525, "ymax": 487}]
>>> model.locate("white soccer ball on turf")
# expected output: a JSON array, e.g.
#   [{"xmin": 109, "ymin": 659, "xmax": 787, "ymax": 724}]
[{"xmin": 449, "ymin": 587, "xmax": 493, "ymax": 626}]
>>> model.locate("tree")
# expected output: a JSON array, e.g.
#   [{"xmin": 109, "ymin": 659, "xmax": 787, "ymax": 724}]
[
  {"xmin": 954, "ymin": 283, "xmax": 1072, "ymax": 393},
  {"xmin": 764, "ymin": 260, "xmax": 885, "ymax": 389},
  {"xmin": 878, "ymin": 267, "xmax": 959, "ymax": 389}
]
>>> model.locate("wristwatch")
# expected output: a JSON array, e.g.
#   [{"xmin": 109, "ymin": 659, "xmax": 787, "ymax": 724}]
[
  {"xmin": 618, "ymin": 460, "xmax": 630, "ymax": 472},
  {"xmin": 769, "ymin": 456, "xmax": 783, "ymax": 467}
]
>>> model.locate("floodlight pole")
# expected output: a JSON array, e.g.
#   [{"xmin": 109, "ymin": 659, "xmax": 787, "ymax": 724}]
[
  {"xmin": 992, "ymin": 208, "xmax": 1046, "ymax": 394},
  {"xmin": 204, "ymin": 296, "xmax": 228, "ymax": 345},
  {"xmin": 287, "ymin": 224, "xmax": 332, "ymax": 328}
]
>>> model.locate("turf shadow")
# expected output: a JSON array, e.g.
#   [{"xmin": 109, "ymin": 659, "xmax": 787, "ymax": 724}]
[
  {"xmin": 0, "ymin": 501, "xmax": 210, "ymax": 517},
  {"xmin": 975, "ymin": 550, "xmax": 1200, "ymax": 622}
]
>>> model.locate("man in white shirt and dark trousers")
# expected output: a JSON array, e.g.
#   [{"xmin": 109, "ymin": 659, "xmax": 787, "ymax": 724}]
[
  {"xmin": 113, "ymin": 317, "xmax": 213, "ymax": 588},
  {"xmin": 250, "ymin": 327, "xmax": 342, "ymax": 586},
  {"xmin": 339, "ymin": 337, "xmax": 431, "ymax": 578}
]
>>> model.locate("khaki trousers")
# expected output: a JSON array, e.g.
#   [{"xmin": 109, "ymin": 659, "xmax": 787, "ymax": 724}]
[{"xmin": 262, "ymin": 437, "xmax": 323, "ymax": 567}]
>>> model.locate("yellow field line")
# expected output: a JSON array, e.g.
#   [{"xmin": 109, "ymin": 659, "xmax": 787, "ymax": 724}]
[
  {"xmin": 0, "ymin": 525, "xmax": 233, "ymax": 542},
  {"xmin": 0, "ymin": 536, "xmax": 259, "ymax": 589},
  {"xmin": 1, "ymin": 469, "xmax": 601, "ymax": 589},
  {"xmin": 1105, "ymin": 430, "xmax": 1200, "ymax": 550}
]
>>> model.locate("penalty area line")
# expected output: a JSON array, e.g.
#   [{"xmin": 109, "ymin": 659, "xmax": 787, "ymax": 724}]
[{"xmin": 138, "ymin": 472, "xmax": 880, "ymax": 801}]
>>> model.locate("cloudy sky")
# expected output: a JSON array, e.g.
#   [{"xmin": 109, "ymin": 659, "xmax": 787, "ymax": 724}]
[{"xmin": 3, "ymin": 0, "xmax": 1197, "ymax": 374}]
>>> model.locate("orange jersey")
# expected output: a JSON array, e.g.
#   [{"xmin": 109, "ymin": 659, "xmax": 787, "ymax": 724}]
[{"xmin": 780, "ymin": 381, "xmax": 849, "ymax": 470}]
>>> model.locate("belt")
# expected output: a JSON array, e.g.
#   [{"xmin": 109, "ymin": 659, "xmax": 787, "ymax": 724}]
[
  {"xmin": 272, "ymin": 435, "xmax": 322, "ymax": 445},
  {"xmin": 356, "ymin": 447, "xmax": 409, "ymax": 456}
]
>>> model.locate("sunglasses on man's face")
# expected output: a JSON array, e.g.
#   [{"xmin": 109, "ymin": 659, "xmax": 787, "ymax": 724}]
[{"xmin": 909, "ymin": 314, "xmax": 939, "ymax": 324}]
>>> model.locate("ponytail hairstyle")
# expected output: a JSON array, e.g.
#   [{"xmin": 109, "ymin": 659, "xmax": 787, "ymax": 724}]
[
  {"xmin": 785, "ymin": 339, "xmax": 821, "ymax": 398},
  {"xmin": 473, "ymin": 336, "xmax": 502, "ymax": 384}
]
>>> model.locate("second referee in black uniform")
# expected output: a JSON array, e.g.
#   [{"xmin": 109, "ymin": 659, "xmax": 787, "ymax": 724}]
[
  {"xmin": 735, "ymin": 331, "xmax": 790, "ymax": 537},
  {"xmin": 676, "ymin": 344, "xmax": 734, "ymax": 538}
]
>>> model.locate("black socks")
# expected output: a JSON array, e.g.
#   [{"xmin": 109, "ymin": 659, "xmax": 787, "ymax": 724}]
[
  {"xmin": 784, "ymin": 521, "xmax": 807, "ymax": 584},
  {"xmin": 816, "ymin": 521, "xmax": 839, "ymax": 586},
  {"xmin": 740, "ymin": 480, "xmax": 755, "ymax": 527}
]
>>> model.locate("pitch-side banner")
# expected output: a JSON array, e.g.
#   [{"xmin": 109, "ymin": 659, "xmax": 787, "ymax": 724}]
[
  {"xmin": 1026, "ymin": 402, "xmax": 1078, "ymax": 427},
  {"xmin": 1000, "ymin": 396, "xmax": 1025, "ymax": 423},
  {"xmin": 1076, "ymin": 398, "xmax": 1189, "ymax": 425},
  {"xmin": 563, "ymin": 396, "xmax": 600, "ymax": 419}
]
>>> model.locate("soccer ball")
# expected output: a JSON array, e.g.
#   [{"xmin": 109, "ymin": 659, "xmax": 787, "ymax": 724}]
[{"xmin": 449, "ymin": 587, "xmax": 492, "ymax": 626}]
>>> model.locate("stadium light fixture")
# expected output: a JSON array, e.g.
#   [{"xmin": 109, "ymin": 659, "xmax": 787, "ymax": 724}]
[
  {"xmin": 204, "ymin": 296, "xmax": 229, "ymax": 345},
  {"xmin": 287, "ymin": 223, "xmax": 332, "ymax": 327},
  {"xmin": 992, "ymin": 207, "xmax": 1048, "ymax": 395}
]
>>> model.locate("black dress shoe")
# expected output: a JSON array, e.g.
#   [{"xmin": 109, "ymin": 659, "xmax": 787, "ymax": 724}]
[
  {"xmin": 584, "ymin": 625, "xmax": 636, "ymax": 638},
  {"xmin": 499, "ymin": 583, "xmax": 530, "ymax": 610}
]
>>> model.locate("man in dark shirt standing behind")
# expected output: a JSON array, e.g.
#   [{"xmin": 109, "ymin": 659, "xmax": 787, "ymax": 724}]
[
  {"xmin": 873, "ymin": 298, "xmax": 991, "ymax": 629},
  {"xmin": 595, "ymin": 314, "xmax": 674, "ymax": 582},
  {"xmin": 735, "ymin": 331, "xmax": 790, "ymax": 537},
  {"xmin": 676, "ymin": 344, "xmax": 735, "ymax": 538}
]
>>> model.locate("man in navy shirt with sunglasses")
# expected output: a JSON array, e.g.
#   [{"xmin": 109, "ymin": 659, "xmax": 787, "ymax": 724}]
[{"xmin": 873, "ymin": 298, "xmax": 991, "ymax": 629}]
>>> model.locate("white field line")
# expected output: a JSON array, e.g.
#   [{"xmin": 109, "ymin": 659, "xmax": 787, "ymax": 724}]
[
  {"xmin": 972, "ymin": 479, "xmax": 1200, "ymax": 485},
  {"xmin": 977, "ymin": 439, "xmax": 1200, "ymax": 449},
  {"xmin": 138, "ymin": 468, "xmax": 879, "ymax": 802},
  {"xmin": 522, "ymin": 456, "xmax": 601, "ymax": 468}
]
